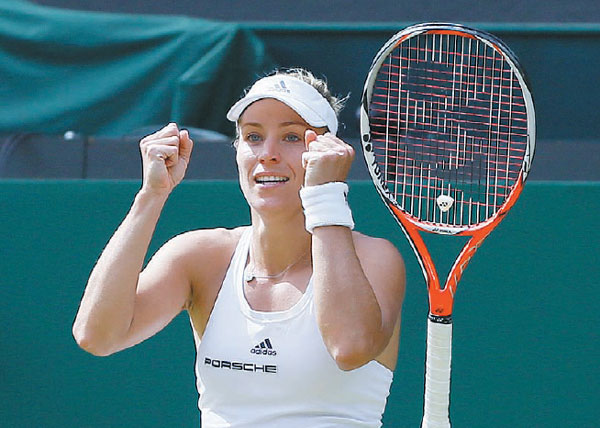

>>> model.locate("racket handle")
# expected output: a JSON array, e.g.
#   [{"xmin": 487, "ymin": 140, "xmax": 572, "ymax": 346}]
[{"xmin": 421, "ymin": 316, "xmax": 453, "ymax": 428}]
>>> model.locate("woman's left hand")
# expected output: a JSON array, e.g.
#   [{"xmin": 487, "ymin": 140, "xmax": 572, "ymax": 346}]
[{"xmin": 302, "ymin": 130, "xmax": 355, "ymax": 187}]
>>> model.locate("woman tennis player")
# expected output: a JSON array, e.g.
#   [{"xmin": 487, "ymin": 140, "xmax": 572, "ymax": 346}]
[{"xmin": 73, "ymin": 69, "xmax": 406, "ymax": 427}]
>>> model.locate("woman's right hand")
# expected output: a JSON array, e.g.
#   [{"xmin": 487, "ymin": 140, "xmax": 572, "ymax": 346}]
[{"xmin": 139, "ymin": 123, "xmax": 194, "ymax": 196}]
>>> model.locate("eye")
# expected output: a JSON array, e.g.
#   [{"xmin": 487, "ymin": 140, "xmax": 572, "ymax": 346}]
[
  {"xmin": 283, "ymin": 133, "xmax": 302, "ymax": 143},
  {"xmin": 245, "ymin": 132, "xmax": 262, "ymax": 143}
]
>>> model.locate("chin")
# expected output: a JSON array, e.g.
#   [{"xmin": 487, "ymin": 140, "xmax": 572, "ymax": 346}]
[{"xmin": 249, "ymin": 196, "xmax": 302, "ymax": 217}]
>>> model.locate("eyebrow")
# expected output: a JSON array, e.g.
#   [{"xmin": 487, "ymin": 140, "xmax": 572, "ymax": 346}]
[
  {"xmin": 279, "ymin": 121, "xmax": 307, "ymax": 127},
  {"xmin": 240, "ymin": 121, "xmax": 307, "ymax": 129}
]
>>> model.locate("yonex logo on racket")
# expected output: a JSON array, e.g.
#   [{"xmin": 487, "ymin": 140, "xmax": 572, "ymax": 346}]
[{"xmin": 367, "ymin": 155, "xmax": 387, "ymax": 192}]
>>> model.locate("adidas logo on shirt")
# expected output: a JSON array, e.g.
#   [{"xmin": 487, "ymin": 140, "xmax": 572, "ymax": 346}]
[{"xmin": 250, "ymin": 338, "xmax": 277, "ymax": 356}]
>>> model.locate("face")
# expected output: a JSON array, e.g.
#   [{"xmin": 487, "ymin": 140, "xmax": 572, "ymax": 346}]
[{"xmin": 235, "ymin": 98, "xmax": 325, "ymax": 216}]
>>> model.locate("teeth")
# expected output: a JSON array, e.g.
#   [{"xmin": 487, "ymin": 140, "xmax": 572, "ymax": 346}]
[{"xmin": 256, "ymin": 176, "xmax": 289, "ymax": 183}]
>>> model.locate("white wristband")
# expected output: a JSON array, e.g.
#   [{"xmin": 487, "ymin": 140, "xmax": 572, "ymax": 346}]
[{"xmin": 299, "ymin": 182, "xmax": 355, "ymax": 234}]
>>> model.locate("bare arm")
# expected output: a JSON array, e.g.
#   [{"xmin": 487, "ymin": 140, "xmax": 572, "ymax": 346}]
[
  {"xmin": 303, "ymin": 130, "xmax": 405, "ymax": 370},
  {"xmin": 312, "ymin": 228, "xmax": 405, "ymax": 370},
  {"xmin": 72, "ymin": 123, "xmax": 193, "ymax": 356}
]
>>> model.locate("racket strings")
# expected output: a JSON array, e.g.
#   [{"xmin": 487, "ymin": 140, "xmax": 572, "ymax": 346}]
[
  {"xmin": 369, "ymin": 32, "xmax": 528, "ymax": 227},
  {"xmin": 370, "ymin": 96, "xmax": 528, "ymax": 132},
  {"xmin": 379, "ymin": 64, "xmax": 527, "ymax": 112}
]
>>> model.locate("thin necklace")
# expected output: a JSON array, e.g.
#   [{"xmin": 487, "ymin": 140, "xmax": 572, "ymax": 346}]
[{"xmin": 244, "ymin": 251, "xmax": 310, "ymax": 282}]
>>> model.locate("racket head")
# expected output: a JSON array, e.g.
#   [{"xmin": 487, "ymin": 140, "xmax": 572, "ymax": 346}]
[{"xmin": 360, "ymin": 23, "xmax": 536, "ymax": 236}]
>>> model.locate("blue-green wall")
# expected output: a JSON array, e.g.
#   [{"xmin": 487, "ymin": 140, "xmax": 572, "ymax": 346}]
[{"xmin": 1, "ymin": 180, "xmax": 598, "ymax": 427}]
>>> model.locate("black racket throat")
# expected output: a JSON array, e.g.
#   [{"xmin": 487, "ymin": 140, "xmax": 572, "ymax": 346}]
[{"xmin": 428, "ymin": 313, "xmax": 452, "ymax": 324}]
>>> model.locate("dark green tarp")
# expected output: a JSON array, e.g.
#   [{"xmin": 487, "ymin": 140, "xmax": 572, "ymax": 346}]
[{"xmin": 0, "ymin": 0, "xmax": 275, "ymax": 136}]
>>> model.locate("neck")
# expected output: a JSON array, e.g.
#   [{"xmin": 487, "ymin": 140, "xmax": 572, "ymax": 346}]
[{"xmin": 248, "ymin": 211, "xmax": 311, "ymax": 275}]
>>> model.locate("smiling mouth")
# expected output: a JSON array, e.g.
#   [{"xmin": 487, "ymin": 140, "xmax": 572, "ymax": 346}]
[{"xmin": 255, "ymin": 175, "xmax": 290, "ymax": 184}]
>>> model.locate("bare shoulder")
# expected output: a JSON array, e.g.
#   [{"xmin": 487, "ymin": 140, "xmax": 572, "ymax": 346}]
[
  {"xmin": 164, "ymin": 226, "xmax": 245, "ymax": 254},
  {"xmin": 161, "ymin": 226, "xmax": 246, "ymax": 301},
  {"xmin": 158, "ymin": 226, "xmax": 246, "ymax": 273},
  {"xmin": 351, "ymin": 231, "xmax": 405, "ymax": 267},
  {"xmin": 137, "ymin": 226, "xmax": 247, "ymax": 337},
  {"xmin": 351, "ymin": 231, "xmax": 406, "ymax": 291}
]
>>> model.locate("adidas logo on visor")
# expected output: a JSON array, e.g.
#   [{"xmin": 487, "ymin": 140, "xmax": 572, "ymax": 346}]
[
  {"xmin": 269, "ymin": 80, "xmax": 290, "ymax": 93},
  {"xmin": 250, "ymin": 338, "xmax": 277, "ymax": 356}
]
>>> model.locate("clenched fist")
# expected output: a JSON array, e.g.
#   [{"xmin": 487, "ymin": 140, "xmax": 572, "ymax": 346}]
[
  {"xmin": 302, "ymin": 130, "xmax": 354, "ymax": 187},
  {"xmin": 139, "ymin": 123, "xmax": 194, "ymax": 195}
]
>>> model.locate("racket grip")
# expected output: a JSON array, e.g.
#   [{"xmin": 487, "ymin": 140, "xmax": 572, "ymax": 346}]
[{"xmin": 421, "ymin": 316, "xmax": 453, "ymax": 428}]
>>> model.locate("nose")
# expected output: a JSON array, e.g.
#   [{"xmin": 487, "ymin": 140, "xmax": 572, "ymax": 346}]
[{"xmin": 257, "ymin": 137, "xmax": 280, "ymax": 163}]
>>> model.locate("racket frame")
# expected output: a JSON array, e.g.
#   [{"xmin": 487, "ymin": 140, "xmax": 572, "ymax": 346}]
[
  {"xmin": 360, "ymin": 22, "xmax": 535, "ymax": 316},
  {"xmin": 359, "ymin": 22, "xmax": 536, "ymax": 427}
]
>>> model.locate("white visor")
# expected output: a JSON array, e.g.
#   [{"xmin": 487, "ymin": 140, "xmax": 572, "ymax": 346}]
[{"xmin": 226, "ymin": 75, "xmax": 338, "ymax": 135}]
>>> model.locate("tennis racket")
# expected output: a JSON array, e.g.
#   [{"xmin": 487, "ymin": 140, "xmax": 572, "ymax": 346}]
[{"xmin": 359, "ymin": 23, "xmax": 535, "ymax": 427}]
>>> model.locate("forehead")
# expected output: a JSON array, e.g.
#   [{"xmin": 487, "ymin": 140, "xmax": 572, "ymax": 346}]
[{"xmin": 238, "ymin": 98, "xmax": 309, "ymax": 127}]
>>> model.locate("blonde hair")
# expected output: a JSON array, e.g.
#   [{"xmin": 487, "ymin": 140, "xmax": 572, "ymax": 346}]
[{"xmin": 272, "ymin": 68, "xmax": 347, "ymax": 116}]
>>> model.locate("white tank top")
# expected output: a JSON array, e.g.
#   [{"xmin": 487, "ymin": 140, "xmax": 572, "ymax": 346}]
[{"xmin": 194, "ymin": 227, "xmax": 393, "ymax": 427}]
